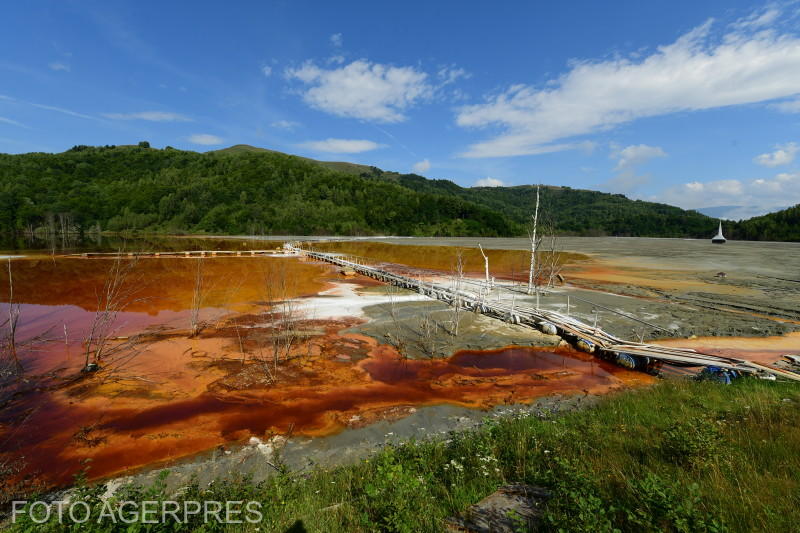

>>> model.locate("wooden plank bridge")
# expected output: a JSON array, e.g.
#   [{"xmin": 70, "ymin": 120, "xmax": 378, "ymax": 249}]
[
  {"xmin": 72, "ymin": 249, "xmax": 286, "ymax": 258},
  {"xmin": 291, "ymin": 245, "xmax": 800, "ymax": 382}
]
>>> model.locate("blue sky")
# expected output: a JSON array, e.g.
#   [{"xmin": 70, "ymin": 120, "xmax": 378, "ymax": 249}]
[{"xmin": 2, "ymin": 1, "xmax": 800, "ymax": 219}]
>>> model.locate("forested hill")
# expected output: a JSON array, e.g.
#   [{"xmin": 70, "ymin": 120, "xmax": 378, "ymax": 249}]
[
  {"xmin": 734, "ymin": 204, "xmax": 800, "ymax": 242},
  {"xmin": 0, "ymin": 143, "xmax": 791, "ymax": 240},
  {"xmin": 0, "ymin": 144, "xmax": 514, "ymax": 236}
]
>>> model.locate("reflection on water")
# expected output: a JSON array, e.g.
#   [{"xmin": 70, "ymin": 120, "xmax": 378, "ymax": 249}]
[{"xmin": 0, "ymin": 234, "xmax": 283, "ymax": 255}]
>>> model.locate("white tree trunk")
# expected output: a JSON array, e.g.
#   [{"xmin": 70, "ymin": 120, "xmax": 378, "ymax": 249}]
[
  {"xmin": 478, "ymin": 243, "xmax": 490, "ymax": 287},
  {"xmin": 528, "ymin": 186, "xmax": 540, "ymax": 294}
]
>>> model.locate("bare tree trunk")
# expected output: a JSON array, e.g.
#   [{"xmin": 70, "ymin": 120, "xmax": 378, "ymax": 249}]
[
  {"xmin": 83, "ymin": 255, "xmax": 140, "ymax": 371},
  {"xmin": 451, "ymin": 249, "xmax": 464, "ymax": 337},
  {"xmin": 5, "ymin": 260, "xmax": 21, "ymax": 372},
  {"xmin": 527, "ymin": 185, "xmax": 540, "ymax": 294},
  {"xmin": 258, "ymin": 260, "xmax": 299, "ymax": 383},
  {"xmin": 478, "ymin": 243, "xmax": 490, "ymax": 288},
  {"xmin": 189, "ymin": 258, "xmax": 205, "ymax": 338}
]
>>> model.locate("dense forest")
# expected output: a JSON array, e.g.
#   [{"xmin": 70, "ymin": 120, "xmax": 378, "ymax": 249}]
[
  {"xmin": 0, "ymin": 144, "xmax": 514, "ymax": 237},
  {"xmin": 734, "ymin": 204, "xmax": 800, "ymax": 241},
  {"xmin": 0, "ymin": 143, "xmax": 796, "ymax": 240}
]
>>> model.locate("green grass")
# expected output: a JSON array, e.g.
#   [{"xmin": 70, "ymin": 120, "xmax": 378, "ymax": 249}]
[{"xmin": 8, "ymin": 378, "xmax": 800, "ymax": 532}]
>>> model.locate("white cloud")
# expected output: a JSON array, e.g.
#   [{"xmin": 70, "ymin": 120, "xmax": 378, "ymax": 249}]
[
  {"xmin": 0, "ymin": 116, "xmax": 27, "ymax": 128},
  {"xmin": 437, "ymin": 66, "xmax": 470, "ymax": 86},
  {"xmin": 299, "ymin": 138, "xmax": 384, "ymax": 153},
  {"xmin": 731, "ymin": 5, "xmax": 781, "ymax": 30},
  {"xmin": 285, "ymin": 59, "xmax": 432, "ymax": 122},
  {"xmin": 658, "ymin": 172, "xmax": 800, "ymax": 219},
  {"xmin": 103, "ymin": 111, "xmax": 192, "ymax": 122},
  {"xmin": 611, "ymin": 144, "xmax": 666, "ymax": 170},
  {"xmin": 23, "ymin": 99, "xmax": 98, "ymax": 120},
  {"xmin": 330, "ymin": 33, "xmax": 343, "ymax": 47},
  {"xmin": 261, "ymin": 65, "xmax": 272, "ymax": 77},
  {"xmin": 1, "ymin": 94, "xmax": 96, "ymax": 120},
  {"xmin": 754, "ymin": 142, "xmax": 798, "ymax": 167},
  {"xmin": 188, "ymin": 134, "xmax": 224, "ymax": 145},
  {"xmin": 602, "ymin": 144, "xmax": 666, "ymax": 194},
  {"xmin": 472, "ymin": 177, "xmax": 506, "ymax": 187},
  {"xmin": 48, "ymin": 62, "xmax": 70, "ymax": 72},
  {"xmin": 456, "ymin": 8, "xmax": 800, "ymax": 157},
  {"xmin": 771, "ymin": 98, "xmax": 800, "ymax": 113},
  {"xmin": 271, "ymin": 119, "xmax": 300, "ymax": 130},
  {"xmin": 412, "ymin": 159, "xmax": 431, "ymax": 173},
  {"xmin": 328, "ymin": 55, "xmax": 345, "ymax": 65}
]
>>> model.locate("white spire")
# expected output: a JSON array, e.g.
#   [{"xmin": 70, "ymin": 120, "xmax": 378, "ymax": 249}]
[{"xmin": 712, "ymin": 219, "xmax": 726, "ymax": 243}]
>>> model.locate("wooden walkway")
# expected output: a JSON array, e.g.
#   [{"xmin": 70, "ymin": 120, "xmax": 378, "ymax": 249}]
[
  {"xmin": 71, "ymin": 249, "xmax": 285, "ymax": 258},
  {"xmin": 292, "ymin": 245, "xmax": 800, "ymax": 382}
]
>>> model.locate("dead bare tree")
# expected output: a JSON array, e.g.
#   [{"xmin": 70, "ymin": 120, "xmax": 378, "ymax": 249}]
[
  {"xmin": 450, "ymin": 249, "xmax": 465, "ymax": 337},
  {"xmin": 382, "ymin": 284, "xmax": 409, "ymax": 358},
  {"xmin": 3, "ymin": 260, "xmax": 21, "ymax": 373},
  {"xmin": 1, "ymin": 260, "xmax": 56, "ymax": 395},
  {"xmin": 83, "ymin": 256, "xmax": 142, "ymax": 373},
  {"xmin": 539, "ymin": 217, "xmax": 564, "ymax": 288},
  {"xmin": 256, "ymin": 260, "xmax": 299, "ymax": 383},
  {"xmin": 477, "ymin": 243, "xmax": 490, "ymax": 289},
  {"xmin": 189, "ymin": 258, "xmax": 205, "ymax": 338},
  {"xmin": 527, "ymin": 185, "xmax": 540, "ymax": 294}
]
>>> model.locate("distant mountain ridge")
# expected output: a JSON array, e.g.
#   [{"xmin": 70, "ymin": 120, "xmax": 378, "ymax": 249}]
[{"xmin": 0, "ymin": 143, "xmax": 795, "ymax": 241}]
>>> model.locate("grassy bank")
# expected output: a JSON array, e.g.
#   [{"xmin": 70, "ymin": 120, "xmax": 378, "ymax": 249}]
[{"xmin": 9, "ymin": 378, "xmax": 800, "ymax": 532}]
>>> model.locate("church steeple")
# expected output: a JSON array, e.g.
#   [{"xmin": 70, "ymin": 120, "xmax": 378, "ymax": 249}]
[{"xmin": 712, "ymin": 220, "xmax": 726, "ymax": 243}]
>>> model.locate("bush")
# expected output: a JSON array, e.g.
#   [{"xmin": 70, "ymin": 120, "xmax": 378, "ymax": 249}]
[{"xmin": 661, "ymin": 416, "xmax": 725, "ymax": 469}]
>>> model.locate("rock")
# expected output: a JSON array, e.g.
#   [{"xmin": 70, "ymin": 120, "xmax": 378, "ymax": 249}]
[{"xmin": 445, "ymin": 484, "xmax": 550, "ymax": 532}]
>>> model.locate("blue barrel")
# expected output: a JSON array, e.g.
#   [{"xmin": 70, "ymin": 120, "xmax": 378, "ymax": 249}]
[{"xmin": 576, "ymin": 338, "xmax": 595, "ymax": 353}]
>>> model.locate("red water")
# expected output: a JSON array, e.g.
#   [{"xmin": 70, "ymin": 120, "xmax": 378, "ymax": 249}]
[{"xmin": 0, "ymin": 251, "xmax": 651, "ymax": 489}]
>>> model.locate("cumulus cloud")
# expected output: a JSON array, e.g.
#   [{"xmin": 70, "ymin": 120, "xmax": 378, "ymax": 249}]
[
  {"xmin": 472, "ymin": 177, "xmax": 506, "ymax": 187},
  {"xmin": 103, "ymin": 111, "xmax": 192, "ymax": 122},
  {"xmin": 437, "ymin": 66, "xmax": 470, "ymax": 86},
  {"xmin": 412, "ymin": 159, "xmax": 431, "ymax": 173},
  {"xmin": 48, "ymin": 62, "xmax": 70, "ymax": 72},
  {"xmin": 754, "ymin": 142, "xmax": 798, "ymax": 167},
  {"xmin": 601, "ymin": 144, "xmax": 667, "ymax": 194},
  {"xmin": 612, "ymin": 144, "xmax": 666, "ymax": 171},
  {"xmin": 657, "ymin": 172, "xmax": 800, "ymax": 219},
  {"xmin": 261, "ymin": 65, "xmax": 272, "ymax": 77},
  {"xmin": 299, "ymin": 138, "xmax": 384, "ymax": 153},
  {"xmin": 188, "ymin": 134, "xmax": 224, "ymax": 145},
  {"xmin": 457, "ymin": 8, "xmax": 800, "ymax": 158},
  {"xmin": 330, "ymin": 33, "xmax": 343, "ymax": 47},
  {"xmin": 271, "ymin": 119, "xmax": 300, "ymax": 130},
  {"xmin": 285, "ymin": 60, "xmax": 433, "ymax": 122}
]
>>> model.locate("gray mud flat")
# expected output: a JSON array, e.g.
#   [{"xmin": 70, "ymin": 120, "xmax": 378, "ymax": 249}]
[{"xmin": 266, "ymin": 235, "xmax": 799, "ymax": 340}]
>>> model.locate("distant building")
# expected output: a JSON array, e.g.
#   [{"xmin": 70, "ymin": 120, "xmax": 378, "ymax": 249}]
[{"xmin": 712, "ymin": 220, "xmax": 726, "ymax": 244}]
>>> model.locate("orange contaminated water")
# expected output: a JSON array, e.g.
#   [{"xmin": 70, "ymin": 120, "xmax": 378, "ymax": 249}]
[
  {"xmin": 0, "ymin": 250, "xmax": 650, "ymax": 489},
  {"xmin": 654, "ymin": 332, "xmax": 800, "ymax": 365},
  {"xmin": 311, "ymin": 241, "xmax": 588, "ymax": 280}
]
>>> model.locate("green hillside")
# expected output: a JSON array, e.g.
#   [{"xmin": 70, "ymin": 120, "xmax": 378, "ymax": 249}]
[
  {"xmin": 372, "ymin": 173, "xmax": 716, "ymax": 238},
  {"xmin": 211, "ymin": 144, "xmax": 374, "ymax": 176},
  {"xmin": 0, "ymin": 143, "xmax": 793, "ymax": 240},
  {"xmin": 0, "ymin": 144, "xmax": 514, "ymax": 237},
  {"xmin": 734, "ymin": 204, "xmax": 800, "ymax": 241}
]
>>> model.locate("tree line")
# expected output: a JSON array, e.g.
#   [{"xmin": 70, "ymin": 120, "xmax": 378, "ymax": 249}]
[{"xmin": 0, "ymin": 144, "xmax": 796, "ymax": 241}]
